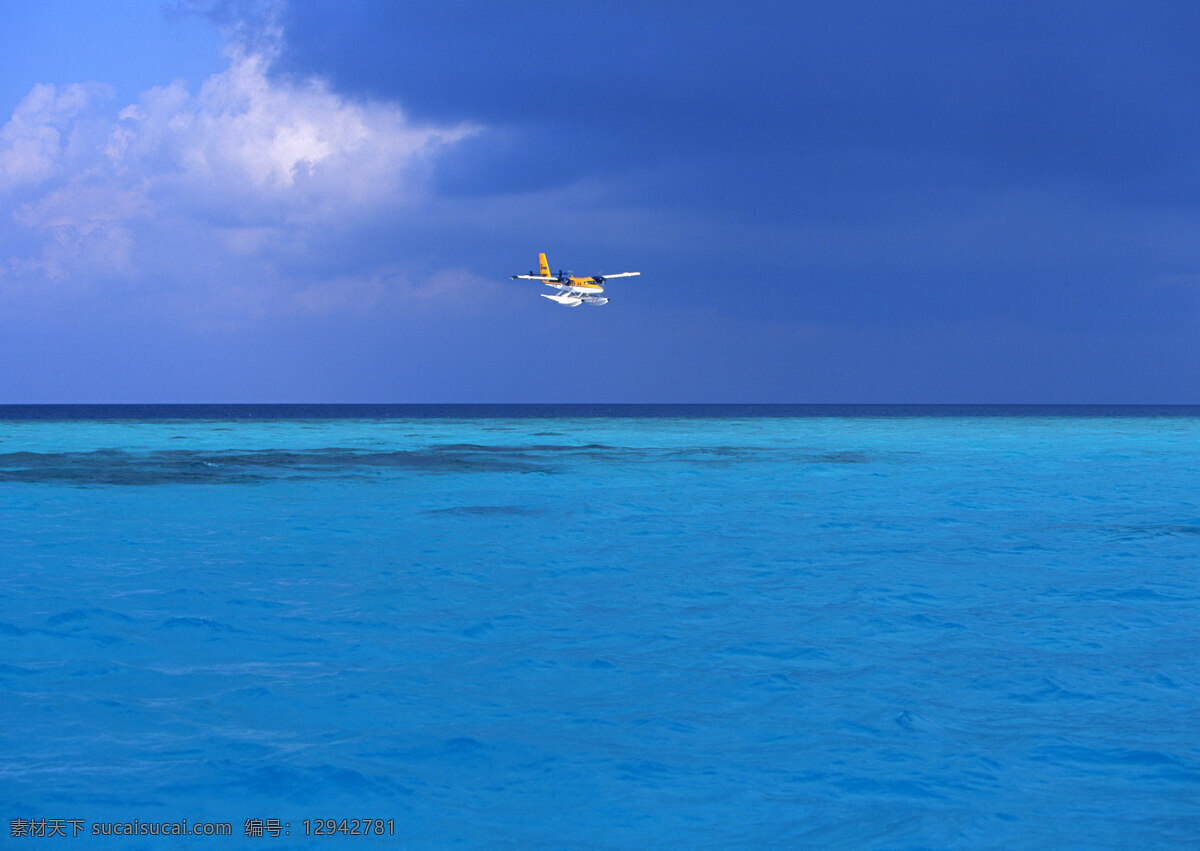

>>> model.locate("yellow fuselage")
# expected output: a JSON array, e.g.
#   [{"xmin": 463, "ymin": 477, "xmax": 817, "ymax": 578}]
[
  {"xmin": 538, "ymin": 255, "xmax": 603, "ymax": 293},
  {"xmin": 552, "ymin": 279, "xmax": 603, "ymax": 295}
]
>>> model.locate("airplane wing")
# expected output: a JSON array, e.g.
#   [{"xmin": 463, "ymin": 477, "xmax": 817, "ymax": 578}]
[{"xmin": 595, "ymin": 272, "xmax": 640, "ymax": 280}]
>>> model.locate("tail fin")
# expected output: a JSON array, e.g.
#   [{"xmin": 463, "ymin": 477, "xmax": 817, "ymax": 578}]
[{"xmin": 539, "ymin": 253, "xmax": 551, "ymax": 278}]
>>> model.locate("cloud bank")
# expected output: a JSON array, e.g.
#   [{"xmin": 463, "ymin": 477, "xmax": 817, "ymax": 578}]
[{"xmin": 0, "ymin": 17, "xmax": 478, "ymax": 320}]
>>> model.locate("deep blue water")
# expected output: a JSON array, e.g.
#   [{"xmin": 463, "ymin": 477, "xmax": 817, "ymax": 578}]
[{"xmin": 2, "ymin": 406, "xmax": 1198, "ymax": 847}]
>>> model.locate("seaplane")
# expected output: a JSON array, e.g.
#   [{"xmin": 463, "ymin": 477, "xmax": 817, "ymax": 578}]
[{"xmin": 511, "ymin": 253, "xmax": 640, "ymax": 306}]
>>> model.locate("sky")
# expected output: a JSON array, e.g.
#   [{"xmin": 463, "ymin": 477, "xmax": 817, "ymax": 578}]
[{"xmin": 1, "ymin": 0, "xmax": 1199, "ymax": 402}]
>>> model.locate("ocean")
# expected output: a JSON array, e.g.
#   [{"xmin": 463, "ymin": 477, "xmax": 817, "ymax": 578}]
[{"xmin": 2, "ymin": 405, "xmax": 1198, "ymax": 847}]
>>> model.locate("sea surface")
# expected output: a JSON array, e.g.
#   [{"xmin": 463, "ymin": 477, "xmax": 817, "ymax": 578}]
[{"xmin": 2, "ymin": 405, "xmax": 1198, "ymax": 847}]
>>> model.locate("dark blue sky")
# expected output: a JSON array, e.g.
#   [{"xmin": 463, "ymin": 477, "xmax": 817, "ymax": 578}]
[{"xmin": 1, "ymin": 0, "xmax": 1198, "ymax": 401}]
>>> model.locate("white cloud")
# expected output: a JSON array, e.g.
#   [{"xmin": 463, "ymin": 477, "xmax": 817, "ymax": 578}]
[
  {"xmin": 0, "ymin": 82, "xmax": 112, "ymax": 189},
  {"xmin": 0, "ymin": 15, "xmax": 479, "ymax": 315},
  {"xmin": 117, "ymin": 48, "xmax": 473, "ymax": 209}
]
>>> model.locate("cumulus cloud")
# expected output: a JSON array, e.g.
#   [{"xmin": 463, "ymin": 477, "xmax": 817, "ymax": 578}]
[
  {"xmin": 0, "ymin": 82, "xmax": 112, "ymax": 189},
  {"xmin": 0, "ymin": 8, "xmax": 479, "ymax": 318}
]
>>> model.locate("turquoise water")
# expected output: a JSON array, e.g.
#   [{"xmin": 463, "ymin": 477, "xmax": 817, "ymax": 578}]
[{"xmin": 2, "ymin": 408, "xmax": 1199, "ymax": 846}]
